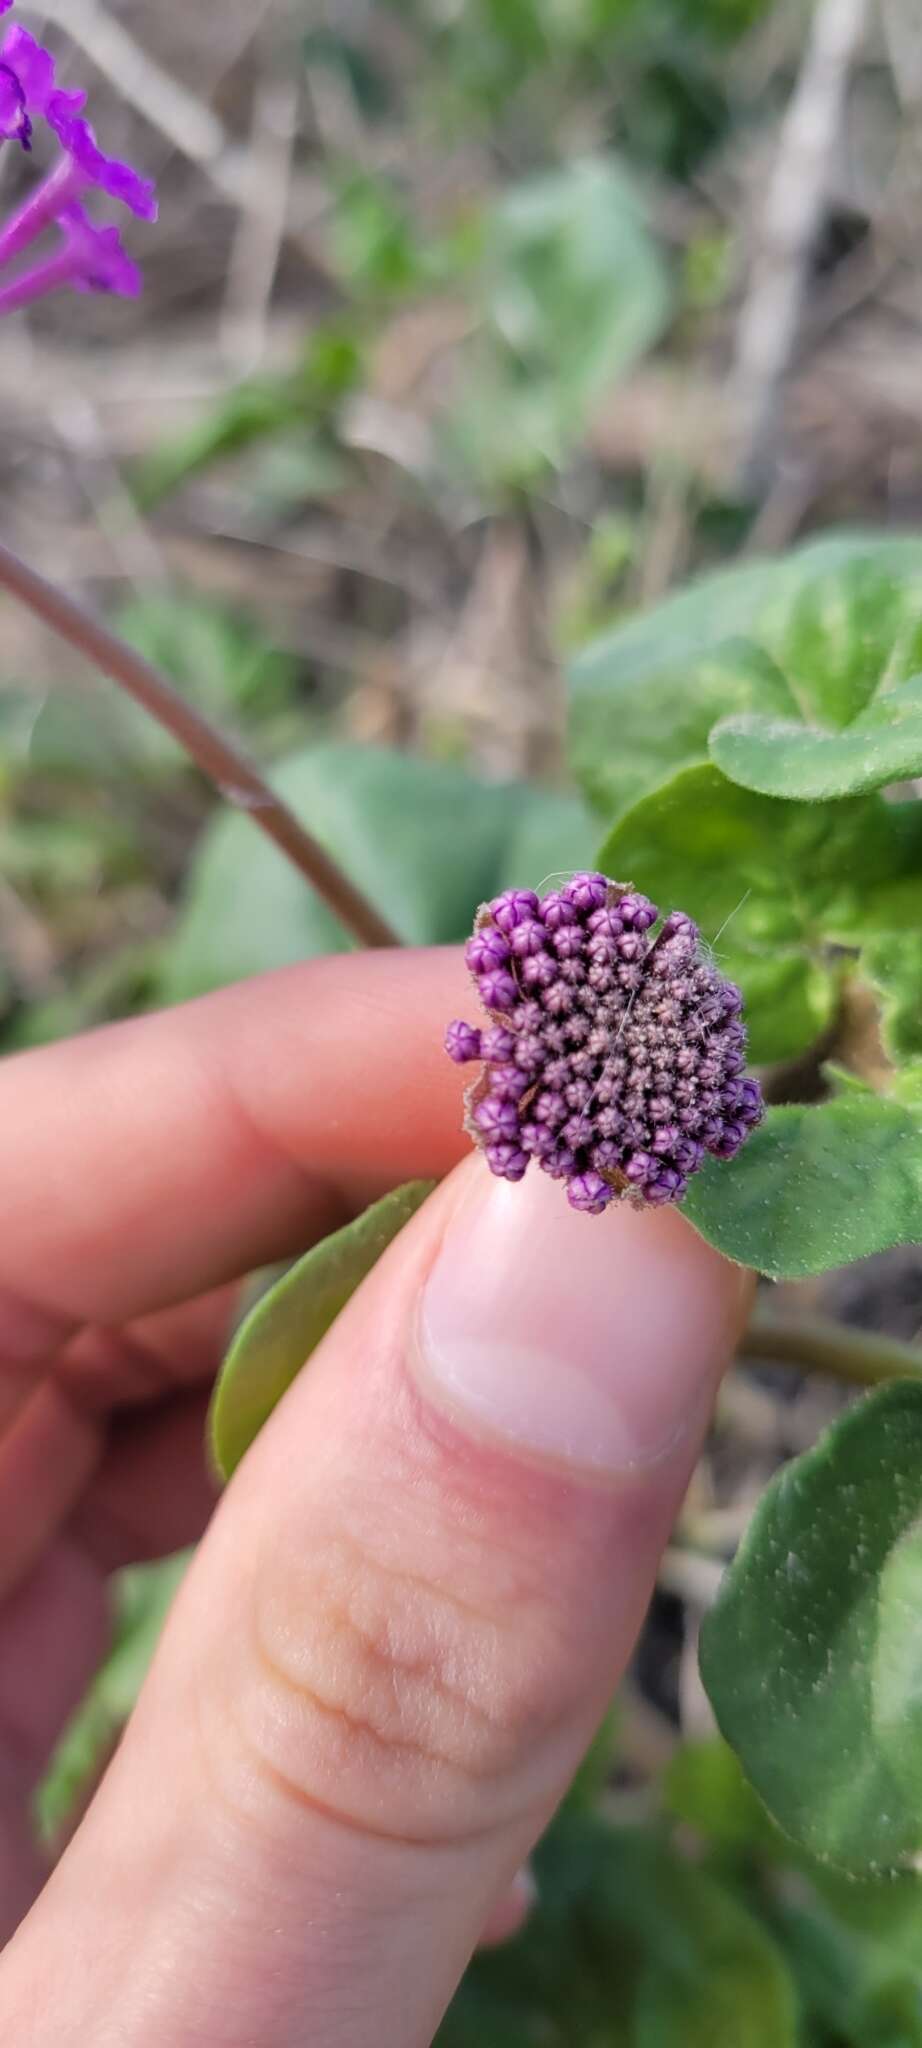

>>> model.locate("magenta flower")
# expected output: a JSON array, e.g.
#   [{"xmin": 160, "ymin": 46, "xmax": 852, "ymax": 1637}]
[
  {"xmin": 46, "ymin": 105, "xmax": 157, "ymax": 220},
  {"xmin": 0, "ymin": 202, "xmax": 141, "ymax": 313},
  {"xmin": 445, "ymin": 874, "xmax": 764, "ymax": 1215},
  {"xmin": 0, "ymin": 60, "xmax": 28, "ymax": 148},
  {"xmin": 0, "ymin": 11, "xmax": 156, "ymax": 312}
]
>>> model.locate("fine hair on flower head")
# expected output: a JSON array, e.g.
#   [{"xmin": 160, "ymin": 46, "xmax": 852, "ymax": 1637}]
[{"xmin": 445, "ymin": 873, "xmax": 764, "ymax": 1216}]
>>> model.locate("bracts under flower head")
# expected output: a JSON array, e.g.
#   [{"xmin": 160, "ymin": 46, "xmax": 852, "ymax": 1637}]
[{"xmin": 445, "ymin": 874, "xmax": 763, "ymax": 1216}]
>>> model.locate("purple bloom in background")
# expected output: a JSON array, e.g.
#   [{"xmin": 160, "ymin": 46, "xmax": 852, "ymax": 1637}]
[
  {"xmin": 46, "ymin": 105, "xmax": 158, "ymax": 219},
  {"xmin": 448, "ymin": 875, "xmax": 764, "ymax": 1215},
  {"xmin": 0, "ymin": 11, "xmax": 156, "ymax": 306},
  {"xmin": 0, "ymin": 61, "xmax": 28, "ymax": 148}
]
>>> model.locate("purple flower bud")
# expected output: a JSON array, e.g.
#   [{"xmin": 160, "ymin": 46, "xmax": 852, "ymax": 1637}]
[
  {"xmin": 618, "ymin": 893, "xmax": 658, "ymax": 930},
  {"xmin": 490, "ymin": 888, "xmax": 539, "ymax": 933},
  {"xmin": 474, "ymin": 1094, "xmax": 520, "ymax": 1138},
  {"xmin": 544, "ymin": 981, "xmax": 574, "ymax": 1017},
  {"xmin": 739, "ymin": 1079, "xmax": 764, "ymax": 1124},
  {"xmin": 540, "ymin": 892, "xmax": 579, "ymax": 931},
  {"xmin": 567, "ymin": 1171, "xmax": 610, "ymax": 1216},
  {"xmin": 551, "ymin": 923, "xmax": 586, "ymax": 961},
  {"xmin": 709, "ymin": 1122, "xmax": 746, "ymax": 1158},
  {"xmin": 482, "ymin": 1026, "xmax": 516, "ymax": 1062},
  {"xmin": 485, "ymin": 1141, "xmax": 528, "ymax": 1182},
  {"xmin": 642, "ymin": 1169, "xmax": 687, "ymax": 1206},
  {"xmin": 660, "ymin": 910, "xmax": 697, "ymax": 941},
  {"xmin": 587, "ymin": 906, "xmax": 624, "ymax": 937},
  {"xmin": 651, "ymin": 1123, "xmax": 683, "ymax": 1156},
  {"xmin": 535, "ymin": 1090, "xmax": 566, "ymax": 1128},
  {"xmin": 521, "ymin": 951, "xmax": 556, "ymax": 990},
  {"xmin": 520, "ymin": 1125, "xmax": 555, "ymax": 1164},
  {"xmin": 491, "ymin": 1064, "xmax": 529, "ymax": 1101},
  {"xmin": 477, "ymin": 968, "xmax": 518, "ymax": 1012},
  {"xmin": 449, "ymin": 875, "xmax": 760, "ymax": 1213},
  {"xmin": 564, "ymin": 872, "xmax": 609, "ymax": 914},
  {"xmin": 509, "ymin": 919, "xmax": 547, "ymax": 959},
  {"xmin": 465, "ymin": 927, "xmax": 510, "ymax": 974},
  {"xmin": 514, "ymin": 1030, "xmax": 546, "ymax": 1071},
  {"xmin": 540, "ymin": 1145, "xmax": 576, "ymax": 1181},
  {"xmin": 444, "ymin": 1019, "xmax": 482, "ymax": 1064}
]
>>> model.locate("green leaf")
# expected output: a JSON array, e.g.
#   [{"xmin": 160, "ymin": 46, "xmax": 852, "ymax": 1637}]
[
  {"xmin": 863, "ymin": 933, "xmax": 922, "ymax": 1063},
  {"xmin": 712, "ymin": 676, "xmax": 922, "ymax": 801},
  {"xmin": 663, "ymin": 1738, "xmax": 779, "ymax": 1855},
  {"xmin": 447, "ymin": 156, "xmax": 671, "ymax": 490},
  {"xmin": 597, "ymin": 761, "xmax": 922, "ymax": 1064},
  {"xmin": 440, "ymin": 1814, "xmax": 797, "ymax": 2047},
  {"xmin": 210, "ymin": 1182, "xmax": 434, "ymax": 1480},
  {"xmin": 700, "ymin": 1381, "xmax": 922, "ymax": 1874},
  {"xmin": 683, "ymin": 1092, "xmax": 922, "ymax": 1280},
  {"xmin": 162, "ymin": 742, "xmax": 595, "ymax": 1000},
  {"xmin": 569, "ymin": 533, "xmax": 922, "ymax": 819}
]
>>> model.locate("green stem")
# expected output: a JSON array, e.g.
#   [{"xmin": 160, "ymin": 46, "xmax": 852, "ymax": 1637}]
[
  {"xmin": 740, "ymin": 1303, "xmax": 922, "ymax": 1389},
  {"xmin": 0, "ymin": 539, "xmax": 399, "ymax": 951}
]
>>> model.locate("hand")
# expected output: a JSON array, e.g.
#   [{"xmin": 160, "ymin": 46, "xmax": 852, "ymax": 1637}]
[{"xmin": 0, "ymin": 948, "xmax": 752, "ymax": 2045}]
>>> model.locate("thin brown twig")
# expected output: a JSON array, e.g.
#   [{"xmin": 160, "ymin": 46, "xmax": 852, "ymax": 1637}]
[{"xmin": 0, "ymin": 538, "xmax": 399, "ymax": 950}]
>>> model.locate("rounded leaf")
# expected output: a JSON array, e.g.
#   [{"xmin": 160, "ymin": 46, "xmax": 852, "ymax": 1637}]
[
  {"xmin": 712, "ymin": 678, "xmax": 922, "ymax": 800},
  {"xmin": 682, "ymin": 1093, "xmax": 922, "ymax": 1280},
  {"xmin": 701, "ymin": 1382, "xmax": 922, "ymax": 1874}
]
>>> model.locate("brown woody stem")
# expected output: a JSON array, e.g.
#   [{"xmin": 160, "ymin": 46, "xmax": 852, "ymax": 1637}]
[
  {"xmin": 0, "ymin": 538, "xmax": 399, "ymax": 950},
  {"xmin": 740, "ymin": 1302, "xmax": 922, "ymax": 1389}
]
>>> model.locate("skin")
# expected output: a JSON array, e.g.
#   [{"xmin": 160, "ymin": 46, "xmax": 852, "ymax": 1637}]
[{"xmin": 0, "ymin": 948, "xmax": 752, "ymax": 2045}]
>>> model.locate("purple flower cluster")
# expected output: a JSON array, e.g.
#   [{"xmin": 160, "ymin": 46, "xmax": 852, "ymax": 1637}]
[
  {"xmin": 0, "ymin": 9, "xmax": 155, "ymax": 314},
  {"xmin": 445, "ymin": 873, "xmax": 763, "ymax": 1216}
]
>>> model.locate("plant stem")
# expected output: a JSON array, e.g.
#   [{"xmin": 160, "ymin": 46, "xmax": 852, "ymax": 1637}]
[
  {"xmin": 0, "ymin": 539, "xmax": 399, "ymax": 949},
  {"xmin": 740, "ymin": 1302, "xmax": 922, "ymax": 1389}
]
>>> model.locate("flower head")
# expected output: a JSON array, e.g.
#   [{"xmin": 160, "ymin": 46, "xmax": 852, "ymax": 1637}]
[{"xmin": 445, "ymin": 875, "xmax": 764, "ymax": 1215}]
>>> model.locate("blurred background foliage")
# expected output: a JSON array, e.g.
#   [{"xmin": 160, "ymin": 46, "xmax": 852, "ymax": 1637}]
[{"xmin": 7, "ymin": 0, "xmax": 922, "ymax": 2037}]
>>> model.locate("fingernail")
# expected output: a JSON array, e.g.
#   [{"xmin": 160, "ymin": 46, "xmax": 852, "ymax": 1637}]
[{"xmin": 415, "ymin": 1159, "xmax": 748, "ymax": 1479}]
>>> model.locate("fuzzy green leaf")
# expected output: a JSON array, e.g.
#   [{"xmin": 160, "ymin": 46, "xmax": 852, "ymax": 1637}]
[
  {"xmin": 701, "ymin": 1382, "xmax": 922, "ymax": 1874},
  {"xmin": 682, "ymin": 1092, "xmax": 922, "ymax": 1280},
  {"xmin": 863, "ymin": 933, "xmax": 922, "ymax": 1063},
  {"xmin": 711, "ymin": 676, "xmax": 922, "ymax": 800},
  {"xmin": 569, "ymin": 534, "xmax": 922, "ymax": 819},
  {"xmin": 210, "ymin": 1182, "xmax": 434, "ymax": 1480}
]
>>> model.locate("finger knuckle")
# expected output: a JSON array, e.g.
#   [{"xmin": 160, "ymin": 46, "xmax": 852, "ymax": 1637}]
[{"xmin": 222, "ymin": 1527, "xmax": 570, "ymax": 1846}]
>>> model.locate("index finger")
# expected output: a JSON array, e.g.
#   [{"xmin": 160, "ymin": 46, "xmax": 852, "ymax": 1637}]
[{"xmin": 0, "ymin": 948, "xmax": 471, "ymax": 1332}]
